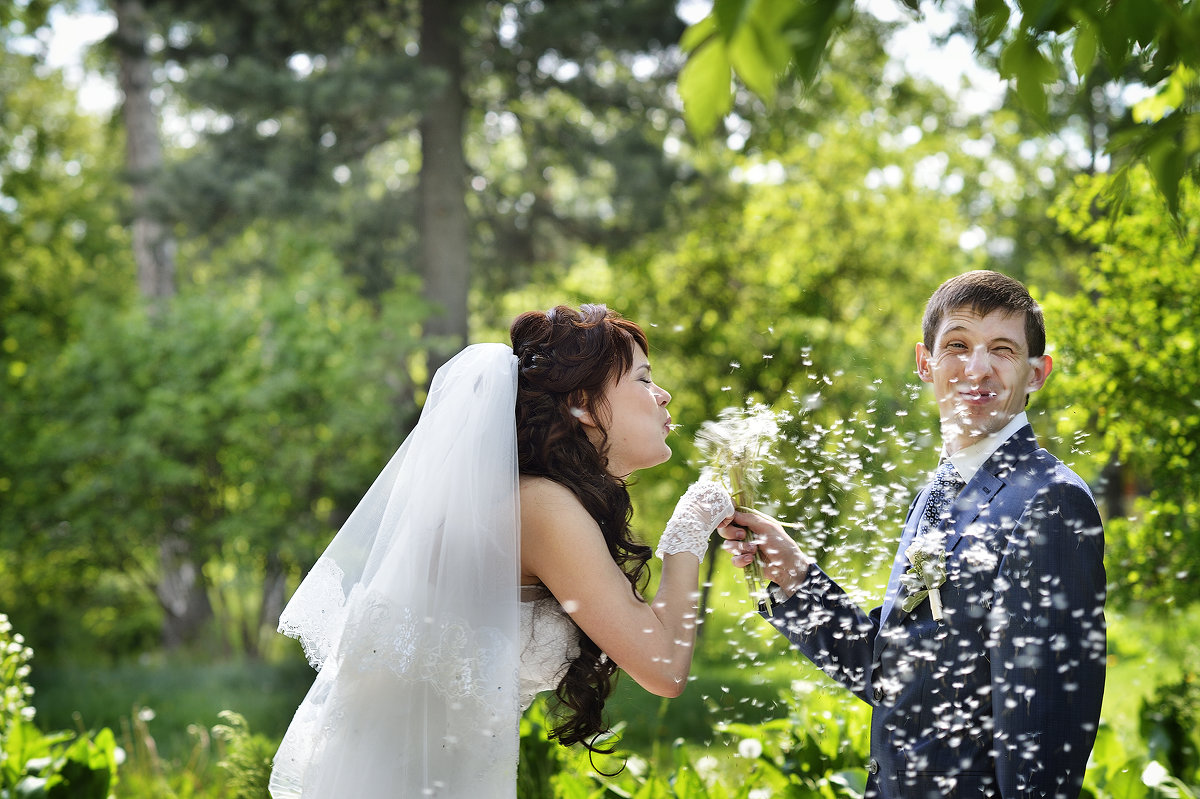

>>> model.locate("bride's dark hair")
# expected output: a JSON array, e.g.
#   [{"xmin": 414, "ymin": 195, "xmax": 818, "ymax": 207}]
[{"xmin": 509, "ymin": 304, "xmax": 654, "ymax": 751}]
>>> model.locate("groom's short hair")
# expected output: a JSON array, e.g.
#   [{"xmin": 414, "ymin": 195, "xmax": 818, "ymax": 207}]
[{"xmin": 922, "ymin": 270, "xmax": 1047, "ymax": 357}]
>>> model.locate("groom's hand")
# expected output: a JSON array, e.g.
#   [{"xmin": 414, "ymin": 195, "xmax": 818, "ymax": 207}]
[{"xmin": 718, "ymin": 511, "xmax": 812, "ymax": 599}]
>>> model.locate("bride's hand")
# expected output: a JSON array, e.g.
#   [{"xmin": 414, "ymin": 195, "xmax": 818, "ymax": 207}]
[
  {"xmin": 718, "ymin": 510, "xmax": 811, "ymax": 598},
  {"xmin": 655, "ymin": 481, "xmax": 735, "ymax": 561}
]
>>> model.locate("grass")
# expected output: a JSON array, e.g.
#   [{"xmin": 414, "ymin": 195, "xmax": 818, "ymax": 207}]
[
  {"xmin": 31, "ymin": 650, "xmax": 313, "ymax": 762},
  {"xmin": 1102, "ymin": 602, "xmax": 1200, "ymax": 749},
  {"xmin": 26, "ymin": 590, "xmax": 1200, "ymax": 796}
]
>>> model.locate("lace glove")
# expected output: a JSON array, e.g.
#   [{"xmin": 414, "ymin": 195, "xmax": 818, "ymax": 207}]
[{"xmin": 656, "ymin": 481, "xmax": 736, "ymax": 561}]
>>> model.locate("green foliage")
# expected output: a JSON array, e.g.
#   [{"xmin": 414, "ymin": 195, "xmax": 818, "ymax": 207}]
[
  {"xmin": 517, "ymin": 701, "xmax": 580, "ymax": 799},
  {"xmin": 0, "ymin": 37, "xmax": 132, "ymax": 353},
  {"xmin": 517, "ymin": 684, "xmax": 869, "ymax": 799},
  {"xmin": 1042, "ymin": 168, "xmax": 1200, "ymax": 607},
  {"xmin": 114, "ymin": 705, "xmax": 225, "ymax": 799},
  {"xmin": 679, "ymin": 0, "xmax": 853, "ymax": 138},
  {"xmin": 129, "ymin": 0, "xmax": 689, "ymax": 300},
  {"xmin": 1084, "ymin": 722, "xmax": 1200, "ymax": 799},
  {"xmin": 1, "ymin": 257, "xmax": 423, "ymax": 659},
  {"xmin": 680, "ymin": 0, "xmax": 1200, "ymax": 216},
  {"xmin": 31, "ymin": 657, "xmax": 311, "ymax": 765},
  {"xmin": 1140, "ymin": 674, "xmax": 1200, "ymax": 785},
  {"xmin": 0, "ymin": 614, "xmax": 119, "ymax": 798},
  {"xmin": 212, "ymin": 712, "xmax": 273, "ymax": 799}
]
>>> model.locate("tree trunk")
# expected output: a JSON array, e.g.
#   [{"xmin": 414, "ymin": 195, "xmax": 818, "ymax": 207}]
[
  {"xmin": 1099, "ymin": 448, "xmax": 1128, "ymax": 521},
  {"xmin": 115, "ymin": 0, "xmax": 209, "ymax": 649},
  {"xmin": 256, "ymin": 551, "xmax": 287, "ymax": 657},
  {"xmin": 156, "ymin": 535, "xmax": 213, "ymax": 649},
  {"xmin": 114, "ymin": 0, "xmax": 176, "ymax": 306},
  {"xmin": 417, "ymin": 0, "xmax": 470, "ymax": 381}
]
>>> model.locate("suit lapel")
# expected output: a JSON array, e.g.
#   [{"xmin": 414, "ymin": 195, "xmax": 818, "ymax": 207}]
[
  {"xmin": 943, "ymin": 472, "xmax": 1003, "ymax": 554},
  {"xmin": 879, "ymin": 495, "xmax": 924, "ymax": 628},
  {"xmin": 879, "ymin": 426, "xmax": 1040, "ymax": 631}
]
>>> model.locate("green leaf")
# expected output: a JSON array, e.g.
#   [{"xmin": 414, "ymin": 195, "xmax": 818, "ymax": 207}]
[
  {"xmin": 729, "ymin": 20, "xmax": 782, "ymax": 100},
  {"xmin": 1105, "ymin": 758, "xmax": 1151, "ymax": 799},
  {"xmin": 1145, "ymin": 126, "xmax": 1184, "ymax": 217},
  {"xmin": 714, "ymin": 0, "xmax": 754, "ymax": 43},
  {"xmin": 1132, "ymin": 66, "xmax": 1194, "ymax": 124},
  {"xmin": 679, "ymin": 36, "xmax": 734, "ymax": 138},
  {"xmin": 973, "ymin": 0, "xmax": 1011, "ymax": 50},
  {"xmin": 671, "ymin": 745, "xmax": 710, "ymax": 798},
  {"xmin": 998, "ymin": 35, "xmax": 1055, "ymax": 119},
  {"xmin": 1096, "ymin": 10, "xmax": 1134, "ymax": 74},
  {"xmin": 680, "ymin": 14, "xmax": 719, "ymax": 53},
  {"xmin": 1072, "ymin": 19, "xmax": 1098, "ymax": 79},
  {"xmin": 783, "ymin": 0, "xmax": 855, "ymax": 85}
]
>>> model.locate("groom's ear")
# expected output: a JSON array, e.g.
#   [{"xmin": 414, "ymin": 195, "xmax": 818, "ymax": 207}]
[{"xmin": 915, "ymin": 343, "xmax": 934, "ymax": 383}]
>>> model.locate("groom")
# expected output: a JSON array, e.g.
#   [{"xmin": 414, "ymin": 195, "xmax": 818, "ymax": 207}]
[{"xmin": 720, "ymin": 270, "xmax": 1106, "ymax": 798}]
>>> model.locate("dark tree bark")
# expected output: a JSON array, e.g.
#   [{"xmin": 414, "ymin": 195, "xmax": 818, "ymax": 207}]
[
  {"xmin": 116, "ymin": 0, "xmax": 211, "ymax": 650},
  {"xmin": 417, "ymin": 0, "xmax": 471, "ymax": 381},
  {"xmin": 155, "ymin": 533, "xmax": 213, "ymax": 649},
  {"xmin": 114, "ymin": 0, "xmax": 176, "ymax": 305}
]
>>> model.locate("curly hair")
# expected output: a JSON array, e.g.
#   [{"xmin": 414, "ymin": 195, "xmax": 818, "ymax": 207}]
[{"xmin": 509, "ymin": 304, "xmax": 654, "ymax": 752}]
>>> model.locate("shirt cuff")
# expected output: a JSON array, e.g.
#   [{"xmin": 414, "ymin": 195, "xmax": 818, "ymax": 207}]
[{"xmin": 769, "ymin": 583, "xmax": 793, "ymax": 604}]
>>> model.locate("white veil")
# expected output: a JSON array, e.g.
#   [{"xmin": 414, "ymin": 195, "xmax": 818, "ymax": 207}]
[{"xmin": 269, "ymin": 343, "xmax": 522, "ymax": 799}]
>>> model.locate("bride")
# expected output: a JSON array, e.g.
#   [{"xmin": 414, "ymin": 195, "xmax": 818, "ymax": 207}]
[{"xmin": 269, "ymin": 304, "xmax": 733, "ymax": 798}]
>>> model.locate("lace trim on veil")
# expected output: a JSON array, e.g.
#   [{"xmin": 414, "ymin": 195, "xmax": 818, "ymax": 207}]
[{"xmin": 277, "ymin": 557, "xmax": 347, "ymax": 670}]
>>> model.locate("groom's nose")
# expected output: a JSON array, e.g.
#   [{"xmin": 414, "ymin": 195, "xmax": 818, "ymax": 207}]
[{"xmin": 964, "ymin": 345, "xmax": 990, "ymax": 379}]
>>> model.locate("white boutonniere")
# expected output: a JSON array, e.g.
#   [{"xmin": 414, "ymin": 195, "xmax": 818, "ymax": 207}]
[{"xmin": 899, "ymin": 534, "xmax": 947, "ymax": 621}]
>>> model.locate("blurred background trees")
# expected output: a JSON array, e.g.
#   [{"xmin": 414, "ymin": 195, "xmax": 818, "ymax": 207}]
[{"xmin": 1, "ymin": 0, "xmax": 1198, "ymax": 791}]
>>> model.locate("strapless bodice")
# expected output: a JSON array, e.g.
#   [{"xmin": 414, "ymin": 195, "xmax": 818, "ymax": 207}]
[{"xmin": 519, "ymin": 584, "xmax": 580, "ymax": 710}]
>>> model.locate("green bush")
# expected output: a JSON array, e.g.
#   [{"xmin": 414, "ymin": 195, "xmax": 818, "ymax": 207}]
[
  {"xmin": 0, "ymin": 613, "xmax": 119, "ymax": 798},
  {"xmin": 1140, "ymin": 673, "xmax": 1200, "ymax": 787},
  {"xmin": 212, "ymin": 712, "xmax": 273, "ymax": 799}
]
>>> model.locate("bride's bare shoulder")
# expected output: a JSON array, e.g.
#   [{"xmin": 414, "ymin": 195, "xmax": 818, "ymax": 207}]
[
  {"xmin": 518, "ymin": 477, "xmax": 597, "ymax": 538},
  {"xmin": 519, "ymin": 475, "xmax": 581, "ymax": 510}
]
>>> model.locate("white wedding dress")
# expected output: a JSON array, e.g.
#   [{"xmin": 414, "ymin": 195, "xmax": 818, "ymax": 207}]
[
  {"xmin": 519, "ymin": 584, "xmax": 581, "ymax": 710},
  {"xmin": 269, "ymin": 345, "xmax": 581, "ymax": 799}
]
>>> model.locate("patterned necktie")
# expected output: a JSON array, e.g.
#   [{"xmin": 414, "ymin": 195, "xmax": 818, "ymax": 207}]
[{"xmin": 918, "ymin": 460, "xmax": 965, "ymax": 537}]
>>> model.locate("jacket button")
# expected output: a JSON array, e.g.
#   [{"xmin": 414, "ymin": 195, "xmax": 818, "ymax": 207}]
[
  {"xmin": 868, "ymin": 758, "xmax": 880, "ymax": 775},
  {"xmin": 872, "ymin": 687, "xmax": 884, "ymax": 702}
]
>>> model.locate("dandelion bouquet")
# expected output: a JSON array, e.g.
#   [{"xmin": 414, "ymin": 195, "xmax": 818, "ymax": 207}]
[{"xmin": 694, "ymin": 404, "xmax": 779, "ymax": 613}]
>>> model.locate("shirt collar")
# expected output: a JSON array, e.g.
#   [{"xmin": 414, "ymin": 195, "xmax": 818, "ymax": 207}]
[{"xmin": 942, "ymin": 412, "xmax": 1029, "ymax": 485}]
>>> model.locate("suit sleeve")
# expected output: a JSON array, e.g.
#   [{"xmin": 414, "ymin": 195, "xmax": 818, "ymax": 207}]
[
  {"xmin": 763, "ymin": 567, "xmax": 880, "ymax": 705},
  {"xmin": 988, "ymin": 479, "xmax": 1106, "ymax": 799}
]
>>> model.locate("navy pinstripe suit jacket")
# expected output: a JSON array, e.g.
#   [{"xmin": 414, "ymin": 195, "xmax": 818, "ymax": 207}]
[{"xmin": 766, "ymin": 425, "xmax": 1106, "ymax": 799}]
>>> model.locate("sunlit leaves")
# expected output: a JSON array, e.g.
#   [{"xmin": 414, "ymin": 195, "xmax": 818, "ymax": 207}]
[
  {"xmin": 1134, "ymin": 66, "xmax": 1196, "ymax": 125},
  {"xmin": 998, "ymin": 34, "xmax": 1057, "ymax": 121},
  {"xmin": 1043, "ymin": 168, "xmax": 1200, "ymax": 607},
  {"xmin": 1, "ymin": 250, "xmax": 423, "ymax": 658},
  {"xmin": 679, "ymin": 15, "xmax": 735, "ymax": 139},
  {"xmin": 678, "ymin": 0, "xmax": 852, "ymax": 138},
  {"xmin": 1070, "ymin": 16, "xmax": 1098, "ymax": 80},
  {"xmin": 973, "ymin": 0, "xmax": 1011, "ymax": 50},
  {"xmin": 678, "ymin": 0, "xmax": 1200, "ymax": 218}
]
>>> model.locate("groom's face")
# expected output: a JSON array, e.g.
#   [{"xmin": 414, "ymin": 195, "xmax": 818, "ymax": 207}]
[{"xmin": 915, "ymin": 308, "xmax": 1052, "ymax": 454}]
